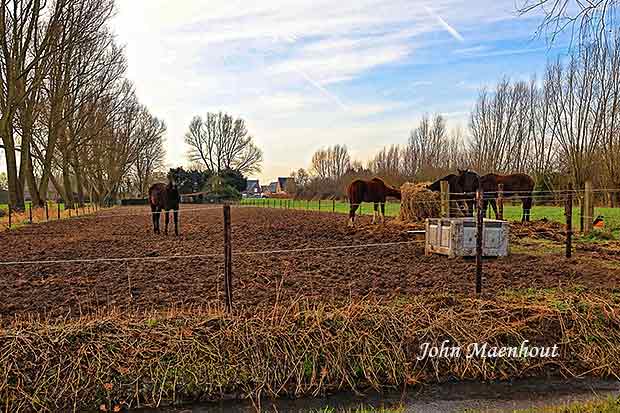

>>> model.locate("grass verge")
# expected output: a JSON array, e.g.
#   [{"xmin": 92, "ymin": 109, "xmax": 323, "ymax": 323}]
[
  {"xmin": 1, "ymin": 290, "xmax": 620, "ymax": 411},
  {"xmin": 500, "ymin": 396, "xmax": 620, "ymax": 412}
]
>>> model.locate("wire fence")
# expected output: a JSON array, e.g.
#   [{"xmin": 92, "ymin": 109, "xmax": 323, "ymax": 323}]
[
  {"xmin": 239, "ymin": 192, "xmax": 620, "ymax": 234},
  {"xmin": 0, "ymin": 190, "xmax": 619, "ymax": 316}
]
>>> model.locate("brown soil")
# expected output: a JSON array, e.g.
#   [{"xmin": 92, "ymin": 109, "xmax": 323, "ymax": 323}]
[{"xmin": 1, "ymin": 205, "xmax": 619, "ymax": 319}]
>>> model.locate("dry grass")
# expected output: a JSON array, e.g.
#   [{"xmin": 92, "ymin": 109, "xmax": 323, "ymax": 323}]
[
  {"xmin": 1, "ymin": 290, "xmax": 620, "ymax": 411},
  {"xmin": 0, "ymin": 204, "xmax": 100, "ymax": 231},
  {"xmin": 399, "ymin": 182, "xmax": 440, "ymax": 222}
]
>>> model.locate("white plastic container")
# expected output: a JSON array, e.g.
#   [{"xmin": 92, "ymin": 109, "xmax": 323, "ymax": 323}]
[{"xmin": 425, "ymin": 217, "xmax": 509, "ymax": 258}]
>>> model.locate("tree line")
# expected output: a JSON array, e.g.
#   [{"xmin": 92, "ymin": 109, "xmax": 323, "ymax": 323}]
[
  {"xmin": 293, "ymin": 37, "xmax": 620, "ymax": 206},
  {"xmin": 0, "ymin": 0, "xmax": 166, "ymax": 210}
]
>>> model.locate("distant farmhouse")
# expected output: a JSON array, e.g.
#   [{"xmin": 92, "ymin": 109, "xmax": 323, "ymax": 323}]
[
  {"xmin": 244, "ymin": 179, "xmax": 262, "ymax": 196},
  {"xmin": 262, "ymin": 177, "xmax": 295, "ymax": 195}
]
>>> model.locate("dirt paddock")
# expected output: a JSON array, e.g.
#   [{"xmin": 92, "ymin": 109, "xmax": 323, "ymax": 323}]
[{"xmin": 1, "ymin": 205, "xmax": 619, "ymax": 319}]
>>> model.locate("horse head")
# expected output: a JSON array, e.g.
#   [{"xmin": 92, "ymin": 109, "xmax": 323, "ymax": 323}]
[{"xmin": 456, "ymin": 169, "xmax": 480, "ymax": 192}]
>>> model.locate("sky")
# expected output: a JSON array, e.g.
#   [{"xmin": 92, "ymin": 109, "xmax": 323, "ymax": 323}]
[{"xmin": 0, "ymin": 1, "xmax": 569, "ymax": 185}]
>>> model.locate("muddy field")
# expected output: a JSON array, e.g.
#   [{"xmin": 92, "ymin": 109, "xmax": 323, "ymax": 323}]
[{"xmin": 1, "ymin": 205, "xmax": 619, "ymax": 319}]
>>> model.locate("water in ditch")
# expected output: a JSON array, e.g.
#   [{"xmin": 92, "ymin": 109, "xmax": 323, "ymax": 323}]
[{"xmin": 139, "ymin": 377, "xmax": 620, "ymax": 412}]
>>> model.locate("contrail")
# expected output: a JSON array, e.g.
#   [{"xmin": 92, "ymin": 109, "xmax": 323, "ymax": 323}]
[
  {"xmin": 268, "ymin": 30, "xmax": 348, "ymax": 111},
  {"xmin": 423, "ymin": 5, "xmax": 464, "ymax": 42},
  {"xmin": 294, "ymin": 67, "xmax": 348, "ymax": 111}
]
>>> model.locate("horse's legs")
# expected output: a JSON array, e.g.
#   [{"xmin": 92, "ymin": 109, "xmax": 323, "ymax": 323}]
[
  {"xmin": 380, "ymin": 202, "xmax": 386, "ymax": 223},
  {"xmin": 489, "ymin": 199, "xmax": 499, "ymax": 219},
  {"xmin": 467, "ymin": 200, "xmax": 475, "ymax": 217},
  {"xmin": 349, "ymin": 203, "xmax": 359, "ymax": 226},
  {"xmin": 173, "ymin": 209, "xmax": 179, "ymax": 236},
  {"xmin": 164, "ymin": 210, "xmax": 169, "ymax": 235},
  {"xmin": 153, "ymin": 206, "xmax": 161, "ymax": 234},
  {"xmin": 372, "ymin": 203, "xmax": 378, "ymax": 224},
  {"xmin": 522, "ymin": 196, "xmax": 533, "ymax": 222},
  {"xmin": 150, "ymin": 204, "xmax": 158, "ymax": 233}
]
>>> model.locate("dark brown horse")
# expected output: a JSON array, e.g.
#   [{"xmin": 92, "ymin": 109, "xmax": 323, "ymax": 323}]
[
  {"xmin": 456, "ymin": 169, "xmax": 535, "ymax": 221},
  {"xmin": 427, "ymin": 174, "xmax": 472, "ymax": 216},
  {"xmin": 149, "ymin": 178, "xmax": 181, "ymax": 235},
  {"xmin": 347, "ymin": 177, "xmax": 401, "ymax": 226}
]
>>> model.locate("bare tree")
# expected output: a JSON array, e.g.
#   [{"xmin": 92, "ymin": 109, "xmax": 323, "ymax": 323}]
[
  {"xmin": 132, "ymin": 109, "xmax": 166, "ymax": 196},
  {"xmin": 311, "ymin": 144, "xmax": 350, "ymax": 180},
  {"xmin": 518, "ymin": 0, "xmax": 619, "ymax": 45},
  {"xmin": 0, "ymin": 0, "xmax": 65, "ymax": 209},
  {"xmin": 185, "ymin": 112, "xmax": 263, "ymax": 175},
  {"xmin": 402, "ymin": 113, "xmax": 457, "ymax": 179}
]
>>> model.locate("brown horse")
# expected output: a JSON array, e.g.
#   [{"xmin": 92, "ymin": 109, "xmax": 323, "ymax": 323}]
[
  {"xmin": 456, "ymin": 169, "xmax": 535, "ymax": 221},
  {"xmin": 347, "ymin": 177, "xmax": 401, "ymax": 226},
  {"xmin": 149, "ymin": 178, "xmax": 181, "ymax": 235},
  {"xmin": 427, "ymin": 174, "xmax": 472, "ymax": 216}
]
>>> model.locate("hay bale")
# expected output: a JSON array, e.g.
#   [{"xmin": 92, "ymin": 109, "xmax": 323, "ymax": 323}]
[{"xmin": 399, "ymin": 182, "xmax": 440, "ymax": 222}]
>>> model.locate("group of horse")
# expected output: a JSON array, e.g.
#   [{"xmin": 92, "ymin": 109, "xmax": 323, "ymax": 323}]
[
  {"xmin": 146, "ymin": 170, "xmax": 535, "ymax": 235},
  {"xmin": 347, "ymin": 170, "xmax": 534, "ymax": 226}
]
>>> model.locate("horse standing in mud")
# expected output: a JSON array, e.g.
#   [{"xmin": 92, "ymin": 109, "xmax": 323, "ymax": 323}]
[
  {"xmin": 149, "ymin": 178, "xmax": 181, "ymax": 235},
  {"xmin": 347, "ymin": 177, "xmax": 401, "ymax": 226},
  {"xmin": 456, "ymin": 169, "xmax": 535, "ymax": 222}
]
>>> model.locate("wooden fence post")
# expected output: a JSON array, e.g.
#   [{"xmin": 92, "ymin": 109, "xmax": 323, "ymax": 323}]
[
  {"xmin": 318, "ymin": 199, "xmax": 321, "ymax": 211},
  {"xmin": 583, "ymin": 181, "xmax": 593, "ymax": 234},
  {"xmin": 565, "ymin": 185, "xmax": 573, "ymax": 258},
  {"xmin": 332, "ymin": 199, "xmax": 336, "ymax": 213},
  {"xmin": 45, "ymin": 202, "xmax": 49, "ymax": 221},
  {"xmin": 223, "ymin": 205, "xmax": 233, "ymax": 313},
  {"xmin": 57, "ymin": 202, "xmax": 61, "ymax": 220},
  {"xmin": 476, "ymin": 187, "xmax": 484, "ymax": 295},
  {"xmin": 440, "ymin": 180, "xmax": 449, "ymax": 218},
  {"xmin": 497, "ymin": 184, "xmax": 504, "ymax": 220},
  {"xmin": 29, "ymin": 204, "xmax": 33, "ymax": 224}
]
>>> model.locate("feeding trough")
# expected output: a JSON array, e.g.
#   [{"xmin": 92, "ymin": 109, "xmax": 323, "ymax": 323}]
[{"xmin": 425, "ymin": 217, "xmax": 509, "ymax": 258}]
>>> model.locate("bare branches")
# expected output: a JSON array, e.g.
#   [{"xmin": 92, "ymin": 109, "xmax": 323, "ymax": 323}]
[
  {"xmin": 517, "ymin": 0, "xmax": 619, "ymax": 45},
  {"xmin": 185, "ymin": 112, "xmax": 263, "ymax": 176}
]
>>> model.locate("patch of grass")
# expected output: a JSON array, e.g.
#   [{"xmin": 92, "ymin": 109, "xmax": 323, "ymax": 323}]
[
  {"xmin": 508, "ymin": 396, "xmax": 620, "ymax": 412},
  {"xmin": 511, "ymin": 237, "xmax": 565, "ymax": 255}
]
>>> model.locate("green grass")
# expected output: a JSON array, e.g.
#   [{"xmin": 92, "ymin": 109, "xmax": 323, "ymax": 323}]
[
  {"xmin": 494, "ymin": 395, "xmax": 620, "ymax": 412},
  {"xmin": 240, "ymin": 198, "xmax": 620, "ymax": 234}
]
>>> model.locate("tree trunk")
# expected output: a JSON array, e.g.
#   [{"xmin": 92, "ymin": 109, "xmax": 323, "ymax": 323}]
[
  {"xmin": 1, "ymin": 118, "xmax": 25, "ymax": 210},
  {"xmin": 61, "ymin": 155, "xmax": 75, "ymax": 209}
]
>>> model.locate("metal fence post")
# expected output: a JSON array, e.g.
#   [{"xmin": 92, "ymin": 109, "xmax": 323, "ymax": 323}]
[
  {"xmin": 565, "ymin": 185, "xmax": 573, "ymax": 258},
  {"xmin": 332, "ymin": 199, "xmax": 336, "ymax": 213},
  {"xmin": 8, "ymin": 204, "xmax": 12, "ymax": 229},
  {"xmin": 29, "ymin": 204, "xmax": 33, "ymax": 224},
  {"xmin": 45, "ymin": 202, "xmax": 49, "ymax": 221},
  {"xmin": 223, "ymin": 205, "xmax": 233, "ymax": 313},
  {"xmin": 476, "ymin": 187, "xmax": 484, "ymax": 295},
  {"xmin": 57, "ymin": 202, "xmax": 61, "ymax": 220}
]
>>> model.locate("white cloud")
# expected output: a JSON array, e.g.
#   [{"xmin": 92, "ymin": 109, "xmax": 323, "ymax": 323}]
[{"xmin": 108, "ymin": 0, "xmax": 550, "ymax": 183}]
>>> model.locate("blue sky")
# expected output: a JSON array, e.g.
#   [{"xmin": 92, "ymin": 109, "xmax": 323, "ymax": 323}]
[{"xmin": 0, "ymin": 1, "xmax": 570, "ymax": 185}]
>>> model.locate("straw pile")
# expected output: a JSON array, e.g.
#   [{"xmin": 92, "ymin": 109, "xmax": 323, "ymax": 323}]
[
  {"xmin": 399, "ymin": 182, "xmax": 440, "ymax": 222},
  {"xmin": 3, "ymin": 290, "xmax": 620, "ymax": 411}
]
